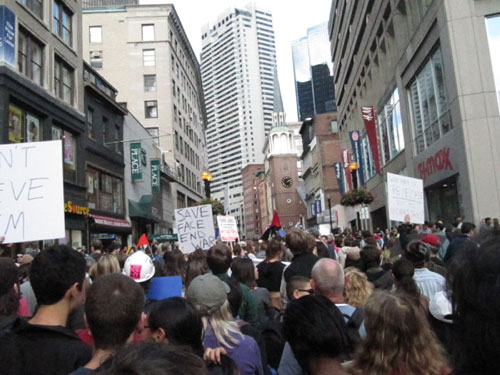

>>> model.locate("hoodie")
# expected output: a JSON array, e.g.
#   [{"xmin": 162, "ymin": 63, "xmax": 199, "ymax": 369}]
[{"xmin": 256, "ymin": 261, "xmax": 285, "ymax": 292}]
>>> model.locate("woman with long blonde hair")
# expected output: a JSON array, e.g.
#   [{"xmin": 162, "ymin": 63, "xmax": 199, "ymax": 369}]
[
  {"xmin": 344, "ymin": 267, "xmax": 373, "ymax": 307},
  {"xmin": 351, "ymin": 290, "xmax": 450, "ymax": 375}
]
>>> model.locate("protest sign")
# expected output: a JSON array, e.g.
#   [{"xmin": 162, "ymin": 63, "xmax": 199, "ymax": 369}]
[
  {"xmin": 0, "ymin": 140, "xmax": 65, "ymax": 243},
  {"xmin": 217, "ymin": 215, "xmax": 239, "ymax": 242},
  {"xmin": 387, "ymin": 172, "xmax": 425, "ymax": 224},
  {"xmin": 147, "ymin": 276, "xmax": 183, "ymax": 300},
  {"xmin": 175, "ymin": 204, "xmax": 216, "ymax": 254}
]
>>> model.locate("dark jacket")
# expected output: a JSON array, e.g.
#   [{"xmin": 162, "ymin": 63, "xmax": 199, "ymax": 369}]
[
  {"xmin": 0, "ymin": 318, "xmax": 92, "ymax": 375},
  {"xmin": 444, "ymin": 235, "xmax": 479, "ymax": 264},
  {"xmin": 256, "ymin": 261, "xmax": 285, "ymax": 292},
  {"xmin": 366, "ymin": 267, "xmax": 394, "ymax": 290},
  {"xmin": 283, "ymin": 252, "xmax": 319, "ymax": 283}
]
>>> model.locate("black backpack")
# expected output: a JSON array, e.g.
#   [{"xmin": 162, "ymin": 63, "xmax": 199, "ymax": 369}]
[{"xmin": 341, "ymin": 307, "xmax": 364, "ymax": 357}]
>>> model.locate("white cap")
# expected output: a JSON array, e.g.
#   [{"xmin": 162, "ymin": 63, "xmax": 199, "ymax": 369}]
[{"xmin": 123, "ymin": 251, "xmax": 155, "ymax": 283}]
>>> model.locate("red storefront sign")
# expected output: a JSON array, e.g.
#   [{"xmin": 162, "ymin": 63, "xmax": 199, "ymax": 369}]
[{"xmin": 418, "ymin": 147, "xmax": 454, "ymax": 180}]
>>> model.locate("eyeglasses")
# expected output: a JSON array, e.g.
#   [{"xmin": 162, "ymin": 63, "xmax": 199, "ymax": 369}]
[{"xmin": 297, "ymin": 289, "xmax": 314, "ymax": 295}]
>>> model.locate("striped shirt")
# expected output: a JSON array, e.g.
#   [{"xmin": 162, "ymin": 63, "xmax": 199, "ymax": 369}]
[{"xmin": 413, "ymin": 267, "xmax": 446, "ymax": 299}]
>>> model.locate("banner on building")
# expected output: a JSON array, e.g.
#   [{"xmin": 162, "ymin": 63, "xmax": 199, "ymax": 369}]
[
  {"xmin": 315, "ymin": 199, "xmax": 322, "ymax": 214},
  {"xmin": 361, "ymin": 106, "xmax": 381, "ymax": 173},
  {"xmin": 175, "ymin": 204, "xmax": 216, "ymax": 254},
  {"xmin": 217, "ymin": 215, "xmax": 239, "ymax": 242},
  {"xmin": 387, "ymin": 173, "xmax": 425, "ymax": 224},
  {"xmin": 341, "ymin": 149, "xmax": 353, "ymax": 190},
  {"xmin": 151, "ymin": 158, "xmax": 161, "ymax": 192},
  {"xmin": 349, "ymin": 130, "xmax": 365, "ymax": 186},
  {"xmin": 0, "ymin": 140, "xmax": 65, "ymax": 243},
  {"xmin": 0, "ymin": 6, "xmax": 15, "ymax": 67},
  {"xmin": 333, "ymin": 162, "xmax": 345, "ymax": 195},
  {"xmin": 130, "ymin": 142, "xmax": 142, "ymax": 181}
]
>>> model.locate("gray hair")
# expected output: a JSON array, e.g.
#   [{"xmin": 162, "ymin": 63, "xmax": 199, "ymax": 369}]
[{"xmin": 311, "ymin": 258, "xmax": 344, "ymax": 297}]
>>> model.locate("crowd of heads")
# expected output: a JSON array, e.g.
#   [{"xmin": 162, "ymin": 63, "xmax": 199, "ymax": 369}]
[{"xmin": 0, "ymin": 220, "xmax": 499, "ymax": 375}]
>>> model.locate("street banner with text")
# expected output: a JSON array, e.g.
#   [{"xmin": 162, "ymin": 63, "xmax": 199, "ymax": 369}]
[
  {"xmin": 130, "ymin": 142, "xmax": 142, "ymax": 181},
  {"xmin": 361, "ymin": 106, "xmax": 381, "ymax": 173},
  {"xmin": 175, "ymin": 204, "xmax": 216, "ymax": 254},
  {"xmin": 333, "ymin": 162, "xmax": 345, "ymax": 195},
  {"xmin": 217, "ymin": 215, "xmax": 239, "ymax": 242},
  {"xmin": 151, "ymin": 158, "xmax": 161, "ymax": 192},
  {"xmin": 0, "ymin": 140, "xmax": 65, "ymax": 243},
  {"xmin": 349, "ymin": 130, "xmax": 365, "ymax": 186},
  {"xmin": 387, "ymin": 172, "xmax": 425, "ymax": 224}
]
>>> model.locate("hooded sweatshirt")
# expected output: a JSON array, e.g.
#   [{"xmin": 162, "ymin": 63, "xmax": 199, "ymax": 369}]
[{"xmin": 256, "ymin": 261, "xmax": 285, "ymax": 292}]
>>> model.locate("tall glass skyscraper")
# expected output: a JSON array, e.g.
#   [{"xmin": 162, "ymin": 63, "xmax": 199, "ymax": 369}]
[{"xmin": 292, "ymin": 22, "xmax": 336, "ymax": 121}]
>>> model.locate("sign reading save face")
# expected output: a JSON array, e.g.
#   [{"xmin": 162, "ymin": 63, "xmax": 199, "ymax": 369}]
[
  {"xmin": 0, "ymin": 140, "xmax": 65, "ymax": 243},
  {"xmin": 175, "ymin": 204, "xmax": 216, "ymax": 254}
]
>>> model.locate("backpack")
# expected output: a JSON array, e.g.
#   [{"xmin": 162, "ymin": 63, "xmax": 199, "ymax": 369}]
[{"xmin": 341, "ymin": 307, "xmax": 364, "ymax": 358}]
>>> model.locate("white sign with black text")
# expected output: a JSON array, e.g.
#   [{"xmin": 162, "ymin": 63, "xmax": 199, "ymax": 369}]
[
  {"xmin": 175, "ymin": 204, "xmax": 216, "ymax": 254},
  {"xmin": 387, "ymin": 172, "xmax": 425, "ymax": 224}
]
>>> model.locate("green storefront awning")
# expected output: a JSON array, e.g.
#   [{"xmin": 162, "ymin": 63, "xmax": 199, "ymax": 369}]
[
  {"xmin": 128, "ymin": 195, "xmax": 157, "ymax": 223},
  {"xmin": 149, "ymin": 233, "xmax": 178, "ymax": 243}
]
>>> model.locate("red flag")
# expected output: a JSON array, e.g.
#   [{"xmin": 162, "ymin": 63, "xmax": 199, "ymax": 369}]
[
  {"xmin": 361, "ymin": 106, "xmax": 381, "ymax": 173},
  {"xmin": 270, "ymin": 211, "xmax": 282, "ymax": 228},
  {"xmin": 137, "ymin": 233, "xmax": 149, "ymax": 248}
]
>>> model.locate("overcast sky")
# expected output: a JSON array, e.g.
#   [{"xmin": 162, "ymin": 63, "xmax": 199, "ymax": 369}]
[{"xmin": 166, "ymin": 0, "xmax": 333, "ymax": 122}]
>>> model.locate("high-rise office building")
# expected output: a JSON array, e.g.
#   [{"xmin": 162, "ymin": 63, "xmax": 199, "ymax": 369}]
[
  {"xmin": 292, "ymin": 22, "xmax": 336, "ymax": 121},
  {"xmin": 82, "ymin": 3, "xmax": 206, "ymax": 210},
  {"xmin": 200, "ymin": 3, "xmax": 276, "ymax": 231}
]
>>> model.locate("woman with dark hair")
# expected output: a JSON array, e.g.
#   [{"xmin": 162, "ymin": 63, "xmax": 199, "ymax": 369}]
[
  {"xmin": 448, "ymin": 229, "xmax": 500, "ymax": 375},
  {"xmin": 392, "ymin": 258, "xmax": 429, "ymax": 314},
  {"xmin": 145, "ymin": 297, "xmax": 204, "ymax": 356},
  {"xmin": 283, "ymin": 295, "xmax": 351, "ymax": 375},
  {"xmin": 163, "ymin": 249, "xmax": 187, "ymax": 284},
  {"xmin": 185, "ymin": 260, "xmax": 209, "ymax": 290},
  {"xmin": 350, "ymin": 290, "xmax": 449, "ymax": 375},
  {"xmin": 231, "ymin": 258, "xmax": 278, "ymax": 328}
]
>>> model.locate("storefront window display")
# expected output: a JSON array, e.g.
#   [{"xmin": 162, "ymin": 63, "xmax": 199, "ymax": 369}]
[{"xmin": 8, "ymin": 104, "xmax": 42, "ymax": 143}]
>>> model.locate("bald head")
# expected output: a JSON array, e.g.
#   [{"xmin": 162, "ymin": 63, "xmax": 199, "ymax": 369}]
[{"xmin": 311, "ymin": 258, "xmax": 344, "ymax": 299}]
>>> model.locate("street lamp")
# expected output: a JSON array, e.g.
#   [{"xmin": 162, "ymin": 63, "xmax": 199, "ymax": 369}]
[
  {"xmin": 327, "ymin": 194, "xmax": 333, "ymax": 234},
  {"xmin": 201, "ymin": 172, "xmax": 213, "ymax": 199},
  {"xmin": 349, "ymin": 162, "xmax": 359, "ymax": 190}
]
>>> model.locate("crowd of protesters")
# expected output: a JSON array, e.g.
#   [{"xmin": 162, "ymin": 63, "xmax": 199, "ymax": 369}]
[{"xmin": 0, "ymin": 215, "xmax": 499, "ymax": 375}]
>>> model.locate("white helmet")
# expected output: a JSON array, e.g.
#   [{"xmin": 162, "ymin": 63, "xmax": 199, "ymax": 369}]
[{"xmin": 123, "ymin": 251, "xmax": 155, "ymax": 283}]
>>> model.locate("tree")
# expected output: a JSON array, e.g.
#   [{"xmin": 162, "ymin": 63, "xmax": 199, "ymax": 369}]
[{"xmin": 197, "ymin": 198, "xmax": 225, "ymax": 215}]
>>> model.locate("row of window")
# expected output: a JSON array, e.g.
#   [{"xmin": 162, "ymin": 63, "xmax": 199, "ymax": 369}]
[
  {"xmin": 86, "ymin": 107, "xmax": 121, "ymax": 154},
  {"xmin": 17, "ymin": 27, "xmax": 74, "ymax": 105},
  {"xmin": 353, "ymin": 47, "xmax": 450, "ymax": 185}
]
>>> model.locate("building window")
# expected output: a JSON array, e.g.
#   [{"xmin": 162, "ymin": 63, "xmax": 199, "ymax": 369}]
[
  {"xmin": 408, "ymin": 48, "xmax": 450, "ymax": 154},
  {"xmin": 89, "ymin": 51, "xmax": 103, "ymax": 69},
  {"xmin": 89, "ymin": 26, "xmax": 102, "ymax": 43},
  {"xmin": 86, "ymin": 167, "xmax": 124, "ymax": 214},
  {"xmin": 18, "ymin": 28, "xmax": 43, "ymax": 86},
  {"xmin": 144, "ymin": 74, "xmax": 157, "ymax": 92},
  {"xmin": 19, "ymin": 0, "xmax": 43, "ymax": 19},
  {"xmin": 143, "ymin": 49, "xmax": 155, "ymax": 66},
  {"xmin": 54, "ymin": 57, "xmax": 74, "ymax": 105},
  {"xmin": 486, "ymin": 15, "xmax": 500, "ymax": 111},
  {"xmin": 378, "ymin": 88, "xmax": 405, "ymax": 164},
  {"xmin": 87, "ymin": 107, "xmax": 94, "ymax": 139},
  {"xmin": 114, "ymin": 124, "xmax": 121, "ymax": 154},
  {"xmin": 53, "ymin": 0, "xmax": 72, "ymax": 46},
  {"xmin": 8, "ymin": 104, "xmax": 42, "ymax": 143},
  {"xmin": 103, "ymin": 116, "xmax": 109, "ymax": 145},
  {"xmin": 142, "ymin": 24, "xmax": 155, "ymax": 41},
  {"xmin": 145, "ymin": 100, "xmax": 158, "ymax": 118}
]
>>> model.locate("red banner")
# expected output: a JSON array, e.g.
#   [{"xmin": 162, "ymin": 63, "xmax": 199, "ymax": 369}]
[
  {"xmin": 341, "ymin": 149, "xmax": 353, "ymax": 191},
  {"xmin": 361, "ymin": 106, "xmax": 381, "ymax": 173}
]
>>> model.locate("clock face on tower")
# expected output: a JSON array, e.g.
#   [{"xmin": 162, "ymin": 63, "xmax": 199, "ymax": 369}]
[{"xmin": 281, "ymin": 176, "xmax": 293, "ymax": 188}]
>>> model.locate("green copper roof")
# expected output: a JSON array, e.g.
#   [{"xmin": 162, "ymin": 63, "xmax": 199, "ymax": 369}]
[{"xmin": 273, "ymin": 66, "xmax": 284, "ymax": 114}]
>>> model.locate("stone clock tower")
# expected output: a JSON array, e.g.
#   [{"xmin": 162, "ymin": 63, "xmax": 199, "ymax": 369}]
[{"xmin": 263, "ymin": 68, "xmax": 307, "ymax": 230}]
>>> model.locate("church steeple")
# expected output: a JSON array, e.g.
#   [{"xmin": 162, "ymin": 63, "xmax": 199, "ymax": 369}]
[{"xmin": 272, "ymin": 65, "xmax": 286, "ymax": 127}]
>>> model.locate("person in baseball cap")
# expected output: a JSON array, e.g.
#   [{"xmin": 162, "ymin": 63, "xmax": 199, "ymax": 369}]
[
  {"xmin": 420, "ymin": 234, "xmax": 446, "ymax": 275},
  {"xmin": 186, "ymin": 274, "xmax": 264, "ymax": 375}
]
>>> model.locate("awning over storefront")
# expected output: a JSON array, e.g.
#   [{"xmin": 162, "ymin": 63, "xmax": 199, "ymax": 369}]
[
  {"xmin": 91, "ymin": 214, "xmax": 131, "ymax": 230},
  {"xmin": 149, "ymin": 233, "xmax": 178, "ymax": 243},
  {"xmin": 128, "ymin": 195, "xmax": 159, "ymax": 223}
]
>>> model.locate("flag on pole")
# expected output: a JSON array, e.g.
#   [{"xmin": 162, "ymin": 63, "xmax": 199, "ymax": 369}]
[
  {"xmin": 261, "ymin": 211, "xmax": 282, "ymax": 240},
  {"xmin": 137, "ymin": 233, "xmax": 150, "ymax": 248}
]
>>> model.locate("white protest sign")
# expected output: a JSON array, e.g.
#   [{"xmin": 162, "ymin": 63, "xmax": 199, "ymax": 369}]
[
  {"xmin": 217, "ymin": 215, "xmax": 239, "ymax": 242},
  {"xmin": 387, "ymin": 172, "xmax": 425, "ymax": 224},
  {"xmin": 175, "ymin": 204, "xmax": 216, "ymax": 254},
  {"xmin": 0, "ymin": 140, "xmax": 65, "ymax": 243}
]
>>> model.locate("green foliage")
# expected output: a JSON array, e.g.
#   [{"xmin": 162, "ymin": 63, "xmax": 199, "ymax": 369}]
[
  {"xmin": 198, "ymin": 198, "xmax": 225, "ymax": 215},
  {"xmin": 340, "ymin": 189, "xmax": 374, "ymax": 206}
]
